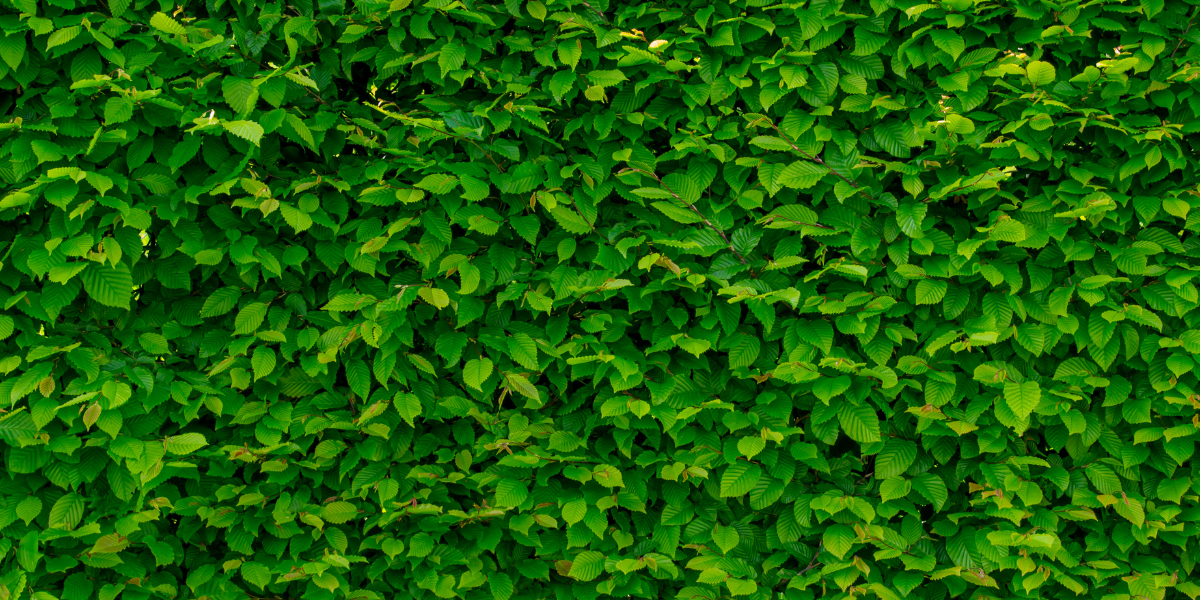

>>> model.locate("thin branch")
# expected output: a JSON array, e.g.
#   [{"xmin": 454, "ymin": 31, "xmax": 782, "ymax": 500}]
[
  {"xmin": 766, "ymin": 123, "xmax": 877, "ymax": 201},
  {"xmin": 1170, "ymin": 10, "xmax": 1197, "ymax": 59}
]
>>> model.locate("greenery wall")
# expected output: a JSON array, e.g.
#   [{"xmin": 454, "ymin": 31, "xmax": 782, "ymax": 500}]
[{"xmin": 2, "ymin": 0, "xmax": 1200, "ymax": 600}]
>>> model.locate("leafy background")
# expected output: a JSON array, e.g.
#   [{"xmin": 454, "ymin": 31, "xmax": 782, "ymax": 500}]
[{"xmin": 2, "ymin": 0, "xmax": 1200, "ymax": 600}]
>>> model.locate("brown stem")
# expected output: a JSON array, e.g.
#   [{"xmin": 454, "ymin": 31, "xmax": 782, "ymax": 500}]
[{"xmin": 1170, "ymin": 11, "xmax": 1196, "ymax": 59}]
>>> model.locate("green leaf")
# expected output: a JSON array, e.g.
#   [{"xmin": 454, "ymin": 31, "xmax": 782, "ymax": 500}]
[
  {"xmin": 0, "ymin": 33, "xmax": 25, "ymax": 70},
  {"xmin": 408, "ymin": 532, "xmax": 435, "ymax": 556},
  {"xmin": 912, "ymin": 473, "xmax": 948, "ymax": 510},
  {"xmin": 652, "ymin": 201, "xmax": 703, "ymax": 224},
  {"xmin": 813, "ymin": 375, "xmax": 851, "ymax": 403},
  {"xmin": 17, "ymin": 496, "xmax": 42, "ymax": 525},
  {"xmin": 48, "ymin": 492, "xmax": 85, "ymax": 530},
  {"xmin": 164, "ymin": 432, "xmax": 207, "ymax": 455},
  {"xmin": 677, "ymin": 337, "xmax": 711, "ymax": 357},
  {"xmin": 394, "ymin": 393, "xmax": 422, "ymax": 426},
  {"xmin": 416, "ymin": 174, "xmax": 460, "ymax": 194},
  {"xmin": 80, "ymin": 263, "xmax": 133, "ymax": 308},
  {"xmin": 241, "ymin": 562, "xmax": 272, "ymax": 589},
  {"xmin": 593, "ymin": 464, "xmax": 624, "ymax": 487},
  {"xmin": 930, "ymin": 30, "xmax": 965, "ymax": 60},
  {"xmin": 778, "ymin": 162, "xmax": 826, "ymax": 190},
  {"xmin": 234, "ymin": 303, "xmax": 269, "ymax": 335},
  {"xmin": 489, "ymin": 573, "xmax": 514, "ymax": 600},
  {"xmin": 720, "ymin": 463, "xmax": 762, "ymax": 497},
  {"xmin": 222, "ymin": 77, "xmax": 259, "ymax": 115},
  {"xmin": 496, "ymin": 479, "xmax": 529, "ymax": 507},
  {"xmin": 321, "ymin": 501, "xmax": 359, "ymax": 524},
  {"xmin": 418, "ymin": 287, "xmax": 451, "ymax": 309},
  {"xmin": 728, "ymin": 335, "xmax": 760, "ymax": 368},
  {"xmin": 222, "ymin": 121, "xmax": 265, "ymax": 146},
  {"xmin": 726, "ymin": 579, "xmax": 758, "ymax": 596},
  {"xmin": 558, "ymin": 39, "xmax": 582, "ymax": 71},
  {"xmin": 838, "ymin": 402, "xmax": 881, "ymax": 443},
  {"xmin": 138, "ymin": 332, "xmax": 169, "ymax": 354},
  {"xmin": 252, "ymin": 346, "xmax": 277, "ymax": 381},
  {"xmin": 874, "ymin": 439, "xmax": 917, "ymax": 479},
  {"xmin": 562, "ymin": 499, "xmax": 587, "ymax": 524},
  {"xmin": 507, "ymin": 333, "xmax": 539, "ymax": 369},
  {"xmin": 1085, "ymin": 464, "xmax": 1121, "ymax": 494},
  {"xmin": 711, "ymin": 523, "xmax": 741, "ymax": 554},
  {"xmin": 1112, "ymin": 496, "xmax": 1144, "ymax": 526},
  {"xmin": 1157, "ymin": 478, "xmax": 1191, "ymax": 503},
  {"xmin": 915, "ymin": 279, "xmax": 948, "ymax": 304},
  {"xmin": 737, "ymin": 436, "xmax": 765, "ymax": 459},
  {"xmin": 505, "ymin": 373, "xmax": 540, "ymax": 402},
  {"xmin": 1163, "ymin": 197, "xmax": 1189, "ymax": 218},
  {"xmin": 549, "ymin": 206, "xmax": 593, "ymax": 234},
  {"xmin": 463, "ymin": 358, "xmax": 494, "ymax": 390},
  {"xmin": 945, "ymin": 114, "xmax": 975, "ymax": 134},
  {"xmin": 569, "ymin": 551, "xmax": 605, "ymax": 581},
  {"xmin": 823, "ymin": 524, "xmax": 855, "ymax": 559},
  {"xmin": 1004, "ymin": 381, "xmax": 1041, "ymax": 420},
  {"xmin": 200, "ymin": 287, "xmax": 242, "ymax": 317},
  {"xmin": 586, "ymin": 69, "xmax": 627, "ymax": 87},
  {"xmin": 990, "ymin": 219, "xmax": 1026, "ymax": 242},
  {"xmin": 1026, "ymin": 61, "xmax": 1056, "ymax": 87},
  {"xmin": 104, "ymin": 97, "xmax": 134, "ymax": 124},
  {"xmin": 90, "ymin": 534, "xmax": 130, "ymax": 554},
  {"xmin": 439, "ymin": 42, "xmax": 467, "ymax": 77},
  {"xmin": 896, "ymin": 203, "xmax": 927, "ymax": 237},
  {"xmin": 750, "ymin": 136, "xmax": 794, "ymax": 151},
  {"xmin": 150, "ymin": 12, "xmax": 187, "ymax": 34},
  {"xmin": 880, "ymin": 477, "xmax": 912, "ymax": 503}
]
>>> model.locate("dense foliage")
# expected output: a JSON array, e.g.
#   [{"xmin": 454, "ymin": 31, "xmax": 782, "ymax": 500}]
[{"xmin": 4, "ymin": 0, "xmax": 1200, "ymax": 599}]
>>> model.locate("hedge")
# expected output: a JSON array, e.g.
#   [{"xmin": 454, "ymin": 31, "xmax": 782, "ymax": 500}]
[{"xmin": 2, "ymin": 0, "xmax": 1200, "ymax": 600}]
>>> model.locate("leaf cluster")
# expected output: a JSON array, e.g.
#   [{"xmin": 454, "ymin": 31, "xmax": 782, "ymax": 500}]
[{"xmin": 2, "ymin": 1, "xmax": 1200, "ymax": 600}]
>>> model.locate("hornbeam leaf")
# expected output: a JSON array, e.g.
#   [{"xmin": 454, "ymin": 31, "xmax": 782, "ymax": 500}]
[
  {"xmin": 149, "ymin": 12, "xmax": 187, "ymax": 35},
  {"xmin": 568, "ymin": 551, "xmax": 605, "ymax": 581},
  {"xmin": 1004, "ymin": 381, "xmax": 1041, "ymax": 420},
  {"xmin": 720, "ymin": 463, "xmax": 762, "ymax": 497},
  {"xmin": 711, "ymin": 523, "xmax": 740, "ymax": 554},
  {"xmin": 930, "ymin": 30, "xmax": 965, "ymax": 60},
  {"xmin": 1026, "ymin": 61, "xmax": 1057, "ymax": 87},
  {"xmin": 321, "ymin": 501, "xmax": 359, "ymax": 524},
  {"xmin": 912, "ymin": 473, "xmax": 949, "ymax": 510},
  {"xmin": 490, "ymin": 573, "xmax": 514, "ymax": 600},
  {"xmin": 823, "ymin": 524, "xmax": 855, "ymax": 559},
  {"xmin": 17, "ymin": 496, "xmax": 41, "ymax": 525},
  {"xmin": 164, "ymin": 432, "xmax": 207, "ymax": 455},
  {"xmin": 0, "ymin": 33, "xmax": 25, "ymax": 69},
  {"xmin": 463, "ymin": 358, "xmax": 494, "ymax": 390},
  {"xmin": 200, "ymin": 287, "xmax": 242, "ymax": 317},
  {"xmin": 874, "ymin": 439, "xmax": 917, "ymax": 479},
  {"xmin": 90, "ymin": 534, "xmax": 130, "ymax": 554},
  {"xmin": 222, "ymin": 120, "xmax": 264, "ymax": 146},
  {"xmin": 395, "ymin": 393, "xmax": 422, "ymax": 426},
  {"xmin": 80, "ymin": 263, "xmax": 133, "ymax": 308},
  {"xmin": 48, "ymin": 493, "xmax": 85, "ymax": 530},
  {"xmin": 222, "ymin": 77, "xmax": 259, "ymax": 115},
  {"xmin": 838, "ymin": 402, "xmax": 881, "ymax": 443}
]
